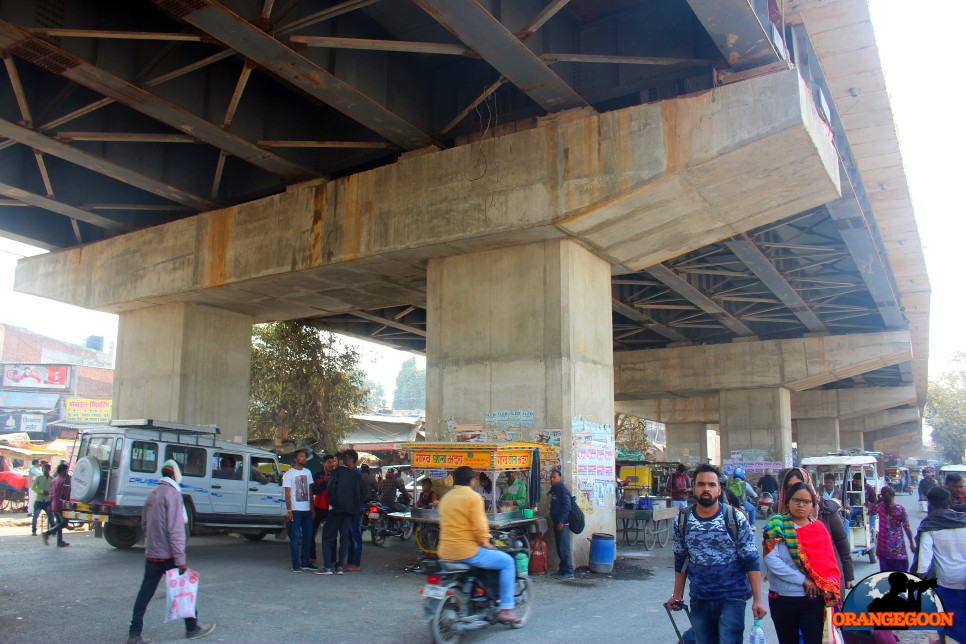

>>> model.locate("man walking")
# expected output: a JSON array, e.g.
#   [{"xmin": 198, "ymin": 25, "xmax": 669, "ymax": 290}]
[
  {"xmin": 917, "ymin": 468, "xmax": 938, "ymax": 512},
  {"xmin": 914, "ymin": 487, "xmax": 966, "ymax": 644},
  {"xmin": 309, "ymin": 454, "xmax": 336, "ymax": 565},
  {"xmin": 316, "ymin": 452, "xmax": 366, "ymax": 575},
  {"xmin": 666, "ymin": 464, "xmax": 692, "ymax": 510},
  {"xmin": 26, "ymin": 458, "xmax": 41, "ymax": 515},
  {"xmin": 30, "ymin": 461, "xmax": 51, "ymax": 536},
  {"xmin": 283, "ymin": 449, "xmax": 316, "ymax": 572},
  {"xmin": 668, "ymin": 463, "xmax": 765, "ymax": 644},
  {"xmin": 127, "ymin": 460, "xmax": 214, "ymax": 644},
  {"xmin": 344, "ymin": 449, "xmax": 366, "ymax": 571},
  {"xmin": 40, "ymin": 463, "xmax": 70, "ymax": 546},
  {"xmin": 549, "ymin": 470, "xmax": 574, "ymax": 581}
]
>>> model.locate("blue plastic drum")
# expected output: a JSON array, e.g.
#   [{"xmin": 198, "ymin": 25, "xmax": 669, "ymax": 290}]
[{"xmin": 589, "ymin": 532, "xmax": 616, "ymax": 573}]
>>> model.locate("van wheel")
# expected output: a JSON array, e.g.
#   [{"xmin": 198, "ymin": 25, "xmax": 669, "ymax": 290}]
[
  {"xmin": 243, "ymin": 531, "xmax": 268, "ymax": 541},
  {"xmin": 104, "ymin": 522, "xmax": 137, "ymax": 549}
]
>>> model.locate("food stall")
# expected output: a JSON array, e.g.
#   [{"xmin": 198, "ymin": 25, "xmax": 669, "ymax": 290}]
[
  {"xmin": 0, "ymin": 443, "xmax": 58, "ymax": 511},
  {"xmin": 394, "ymin": 441, "xmax": 548, "ymax": 559}
]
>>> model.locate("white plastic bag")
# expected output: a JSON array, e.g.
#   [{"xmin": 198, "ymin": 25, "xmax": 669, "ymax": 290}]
[{"xmin": 164, "ymin": 568, "xmax": 199, "ymax": 623}]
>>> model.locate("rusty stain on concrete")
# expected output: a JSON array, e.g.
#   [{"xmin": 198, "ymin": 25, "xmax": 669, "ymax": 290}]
[
  {"xmin": 204, "ymin": 206, "xmax": 234, "ymax": 287},
  {"xmin": 311, "ymin": 183, "xmax": 326, "ymax": 267}
]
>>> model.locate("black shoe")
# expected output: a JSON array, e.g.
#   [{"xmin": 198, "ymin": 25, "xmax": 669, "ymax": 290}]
[
  {"xmin": 301, "ymin": 564, "xmax": 321, "ymax": 572},
  {"xmin": 292, "ymin": 566, "xmax": 302, "ymax": 572},
  {"xmin": 186, "ymin": 623, "xmax": 215, "ymax": 640}
]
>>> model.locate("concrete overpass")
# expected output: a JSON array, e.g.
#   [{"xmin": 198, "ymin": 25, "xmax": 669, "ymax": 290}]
[{"xmin": 2, "ymin": 0, "xmax": 929, "ymax": 556}]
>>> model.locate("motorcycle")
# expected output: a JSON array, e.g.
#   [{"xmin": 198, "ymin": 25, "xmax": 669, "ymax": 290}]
[
  {"xmin": 421, "ymin": 532, "xmax": 532, "ymax": 644},
  {"xmin": 367, "ymin": 501, "xmax": 414, "ymax": 545},
  {"xmin": 757, "ymin": 491, "xmax": 775, "ymax": 517}
]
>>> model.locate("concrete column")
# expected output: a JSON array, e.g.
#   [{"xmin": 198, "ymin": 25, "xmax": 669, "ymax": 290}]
[
  {"xmin": 719, "ymin": 388, "xmax": 793, "ymax": 465},
  {"xmin": 796, "ymin": 418, "xmax": 840, "ymax": 459},
  {"xmin": 426, "ymin": 239, "xmax": 614, "ymax": 566},
  {"xmin": 114, "ymin": 303, "xmax": 252, "ymax": 443},
  {"xmin": 840, "ymin": 430, "xmax": 864, "ymax": 450},
  {"xmin": 665, "ymin": 423, "xmax": 709, "ymax": 465}
]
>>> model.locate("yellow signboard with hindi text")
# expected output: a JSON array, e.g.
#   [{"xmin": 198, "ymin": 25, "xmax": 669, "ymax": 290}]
[{"xmin": 65, "ymin": 398, "xmax": 112, "ymax": 424}]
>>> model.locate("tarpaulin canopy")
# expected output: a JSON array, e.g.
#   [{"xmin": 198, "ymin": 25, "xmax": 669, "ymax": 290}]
[{"xmin": 0, "ymin": 390, "xmax": 60, "ymax": 412}]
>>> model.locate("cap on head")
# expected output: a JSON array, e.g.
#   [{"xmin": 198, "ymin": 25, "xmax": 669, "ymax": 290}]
[{"xmin": 162, "ymin": 459, "xmax": 182, "ymax": 483}]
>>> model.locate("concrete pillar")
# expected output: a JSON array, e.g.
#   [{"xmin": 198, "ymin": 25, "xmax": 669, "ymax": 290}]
[
  {"xmin": 840, "ymin": 430, "xmax": 865, "ymax": 451},
  {"xmin": 426, "ymin": 239, "xmax": 614, "ymax": 566},
  {"xmin": 665, "ymin": 423, "xmax": 709, "ymax": 465},
  {"xmin": 796, "ymin": 418, "xmax": 840, "ymax": 459},
  {"xmin": 114, "ymin": 303, "xmax": 252, "ymax": 443},
  {"xmin": 719, "ymin": 388, "xmax": 793, "ymax": 466}
]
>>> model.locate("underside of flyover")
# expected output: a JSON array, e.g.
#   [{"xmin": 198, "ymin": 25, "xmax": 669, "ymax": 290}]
[{"xmin": 3, "ymin": 0, "xmax": 931, "ymax": 548}]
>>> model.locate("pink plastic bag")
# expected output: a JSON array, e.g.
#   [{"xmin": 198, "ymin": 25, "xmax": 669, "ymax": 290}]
[{"xmin": 164, "ymin": 568, "xmax": 199, "ymax": 623}]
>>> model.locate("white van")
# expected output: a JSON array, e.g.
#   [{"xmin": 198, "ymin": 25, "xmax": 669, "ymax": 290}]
[{"xmin": 64, "ymin": 419, "xmax": 287, "ymax": 549}]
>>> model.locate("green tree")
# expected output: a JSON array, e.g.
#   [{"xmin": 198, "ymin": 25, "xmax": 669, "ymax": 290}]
[
  {"xmin": 615, "ymin": 412, "xmax": 656, "ymax": 458},
  {"xmin": 926, "ymin": 352, "xmax": 966, "ymax": 464},
  {"xmin": 249, "ymin": 321, "xmax": 367, "ymax": 452},
  {"xmin": 362, "ymin": 377, "xmax": 387, "ymax": 412},
  {"xmin": 392, "ymin": 357, "xmax": 426, "ymax": 410}
]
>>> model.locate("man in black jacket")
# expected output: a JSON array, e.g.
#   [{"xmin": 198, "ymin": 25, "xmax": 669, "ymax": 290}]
[
  {"xmin": 549, "ymin": 470, "xmax": 574, "ymax": 581},
  {"xmin": 314, "ymin": 453, "xmax": 366, "ymax": 576}
]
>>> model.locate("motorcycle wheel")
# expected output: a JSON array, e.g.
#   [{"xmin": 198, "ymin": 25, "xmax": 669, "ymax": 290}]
[
  {"xmin": 371, "ymin": 525, "xmax": 386, "ymax": 546},
  {"xmin": 511, "ymin": 577, "xmax": 532, "ymax": 628},
  {"xmin": 399, "ymin": 520, "xmax": 414, "ymax": 541},
  {"xmin": 429, "ymin": 596, "xmax": 462, "ymax": 644}
]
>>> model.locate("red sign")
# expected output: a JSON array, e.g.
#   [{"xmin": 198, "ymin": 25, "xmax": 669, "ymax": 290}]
[{"xmin": 2, "ymin": 364, "xmax": 70, "ymax": 390}]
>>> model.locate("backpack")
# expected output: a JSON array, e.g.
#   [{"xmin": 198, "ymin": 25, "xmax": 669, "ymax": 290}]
[
  {"xmin": 728, "ymin": 479, "xmax": 746, "ymax": 505},
  {"xmin": 677, "ymin": 502, "xmax": 740, "ymax": 576},
  {"xmin": 568, "ymin": 495, "xmax": 585, "ymax": 534}
]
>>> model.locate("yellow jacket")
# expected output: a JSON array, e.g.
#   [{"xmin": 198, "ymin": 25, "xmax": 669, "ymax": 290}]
[{"xmin": 438, "ymin": 485, "xmax": 490, "ymax": 560}]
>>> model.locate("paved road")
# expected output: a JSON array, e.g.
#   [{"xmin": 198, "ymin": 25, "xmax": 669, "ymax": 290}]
[{"xmin": 0, "ymin": 495, "xmax": 932, "ymax": 644}]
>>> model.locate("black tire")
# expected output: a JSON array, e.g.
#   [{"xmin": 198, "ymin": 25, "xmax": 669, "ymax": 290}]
[
  {"xmin": 625, "ymin": 519, "xmax": 640, "ymax": 545},
  {"xmin": 512, "ymin": 577, "xmax": 532, "ymax": 628},
  {"xmin": 243, "ymin": 531, "xmax": 268, "ymax": 541},
  {"xmin": 371, "ymin": 525, "xmax": 386, "ymax": 546},
  {"xmin": 429, "ymin": 595, "xmax": 461, "ymax": 644},
  {"xmin": 104, "ymin": 522, "xmax": 137, "ymax": 549},
  {"xmin": 868, "ymin": 548, "xmax": 877, "ymax": 564},
  {"xmin": 399, "ymin": 520, "xmax": 414, "ymax": 541},
  {"xmin": 643, "ymin": 520, "xmax": 658, "ymax": 550}
]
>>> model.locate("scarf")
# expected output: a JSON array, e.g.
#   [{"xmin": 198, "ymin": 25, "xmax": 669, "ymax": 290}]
[
  {"xmin": 764, "ymin": 513, "xmax": 840, "ymax": 604},
  {"xmin": 911, "ymin": 508, "xmax": 966, "ymax": 572}
]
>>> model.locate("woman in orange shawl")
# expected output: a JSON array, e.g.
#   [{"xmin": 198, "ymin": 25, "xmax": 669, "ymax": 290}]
[{"xmin": 763, "ymin": 481, "xmax": 841, "ymax": 643}]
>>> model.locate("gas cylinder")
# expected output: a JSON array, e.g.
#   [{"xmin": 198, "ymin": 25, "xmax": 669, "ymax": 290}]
[{"xmin": 528, "ymin": 533, "xmax": 548, "ymax": 575}]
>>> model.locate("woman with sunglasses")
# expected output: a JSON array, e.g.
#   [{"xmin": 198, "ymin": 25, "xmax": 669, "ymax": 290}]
[
  {"xmin": 763, "ymin": 481, "xmax": 841, "ymax": 643},
  {"xmin": 778, "ymin": 468, "xmax": 854, "ymax": 588}
]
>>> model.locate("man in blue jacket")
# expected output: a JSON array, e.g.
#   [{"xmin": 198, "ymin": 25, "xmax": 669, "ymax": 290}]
[{"xmin": 549, "ymin": 470, "xmax": 574, "ymax": 581}]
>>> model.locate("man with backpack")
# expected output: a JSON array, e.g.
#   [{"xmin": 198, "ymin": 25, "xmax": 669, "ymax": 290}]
[
  {"xmin": 666, "ymin": 463, "xmax": 692, "ymax": 510},
  {"xmin": 727, "ymin": 468, "xmax": 759, "ymax": 529},
  {"xmin": 549, "ymin": 470, "xmax": 574, "ymax": 581},
  {"xmin": 667, "ymin": 463, "xmax": 765, "ymax": 644}
]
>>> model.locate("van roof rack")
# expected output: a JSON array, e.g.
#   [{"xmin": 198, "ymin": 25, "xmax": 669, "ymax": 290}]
[{"xmin": 110, "ymin": 419, "xmax": 221, "ymax": 435}]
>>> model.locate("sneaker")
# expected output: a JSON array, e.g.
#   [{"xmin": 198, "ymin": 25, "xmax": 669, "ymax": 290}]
[
  {"xmin": 57, "ymin": 541, "xmax": 70, "ymax": 547},
  {"xmin": 301, "ymin": 564, "xmax": 321, "ymax": 572},
  {"xmin": 41, "ymin": 532, "xmax": 49, "ymax": 546},
  {"xmin": 313, "ymin": 567, "xmax": 334, "ymax": 576},
  {"xmin": 556, "ymin": 573, "xmax": 575, "ymax": 581},
  {"xmin": 335, "ymin": 567, "xmax": 345, "ymax": 575},
  {"xmin": 343, "ymin": 564, "xmax": 360, "ymax": 572},
  {"xmin": 291, "ymin": 566, "xmax": 302, "ymax": 573},
  {"xmin": 186, "ymin": 623, "xmax": 215, "ymax": 640},
  {"xmin": 126, "ymin": 636, "xmax": 153, "ymax": 644}
]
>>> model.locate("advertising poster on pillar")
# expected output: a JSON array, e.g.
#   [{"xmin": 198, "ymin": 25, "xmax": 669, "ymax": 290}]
[{"xmin": 2, "ymin": 364, "xmax": 70, "ymax": 390}]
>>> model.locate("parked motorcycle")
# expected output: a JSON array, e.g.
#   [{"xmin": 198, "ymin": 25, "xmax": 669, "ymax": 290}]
[
  {"xmin": 758, "ymin": 491, "xmax": 775, "ymax": 518},
  {"xmin": 367, "ymin": 501, "xmax": 414, "ymax": 545},
  {"xmin": 421, "ymin": 532, "xmax": 532, "ymax": 644}
]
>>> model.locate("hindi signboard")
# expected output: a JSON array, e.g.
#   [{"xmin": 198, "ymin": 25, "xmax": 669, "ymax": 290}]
[{"xmin": 65, "ymin": 398, "xmax": 112, "ymax": 424}]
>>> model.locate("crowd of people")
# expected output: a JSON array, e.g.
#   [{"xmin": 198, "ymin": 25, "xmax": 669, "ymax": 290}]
[{"xmin": 667, "ymin": 464, "xmax": 966, "ymax": 644}]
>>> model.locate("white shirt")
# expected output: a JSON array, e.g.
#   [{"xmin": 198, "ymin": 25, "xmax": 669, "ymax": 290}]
[
  {"xmin": 282, "ymin": 467, "xmax": 313, "ymax": 512},
  {"xmin": 916, "ymin": 526, "xmax": 966, "ymax": 590}
]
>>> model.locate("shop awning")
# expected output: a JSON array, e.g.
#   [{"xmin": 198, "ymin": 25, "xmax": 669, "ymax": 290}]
[{"xmin": 0, "ymin": 390, "xmax": 60, "ymax": 412}]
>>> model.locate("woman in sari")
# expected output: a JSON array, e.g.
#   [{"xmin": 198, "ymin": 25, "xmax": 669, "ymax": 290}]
[
  {"xmin": 874, "ymin": 485, "xmax": 914, "ymax": 572},
  {"xmin": 764, "ymin": 482, "xmax": 841, "ymax": 644}
]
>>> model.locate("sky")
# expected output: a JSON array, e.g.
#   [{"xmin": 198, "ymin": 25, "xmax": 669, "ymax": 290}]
[{"xmin": 0, "ymin": 2, "xmax": 961, "ymax": 397}]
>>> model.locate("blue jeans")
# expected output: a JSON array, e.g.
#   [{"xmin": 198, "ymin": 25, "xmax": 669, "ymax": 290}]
[
  {"xmin": 287, "ymin": 510, "xmax": 313, "ymax": 567},
  {"xmin": 347, "ymin": 513, "xmax": 363, "ymax": 566},
  {"xmin": 689, "ymin": 597, "xmax": 746, "ymax": 644},
  {"xmin": 744, "ymin": 500, "xmax": 757, "ymax": 525},
  {"xmin": 672, "ymin": 500, "xmax": 688, "ymax": 510},
  {"xmin": 554, "ymin": 526, "xmax": 573, "ymax": 576},
  {"xmin": 32, "ymin": 501, "xmax": 51, "ymax": 534},
  {"xmin": 461, "ymin": 547, "xmax": 516, "ymax": 609}
]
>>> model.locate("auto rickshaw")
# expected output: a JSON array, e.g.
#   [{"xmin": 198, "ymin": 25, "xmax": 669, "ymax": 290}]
[
  {"xmin": 884, "ymin": 466, "xmax": 911, "ymax": 494},
  {"xmin": 802, "ymin": 454, "xmax": 880, "ymax": 564}
]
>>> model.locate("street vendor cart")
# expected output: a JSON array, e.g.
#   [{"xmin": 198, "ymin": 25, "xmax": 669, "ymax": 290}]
[{"xmin": 395, "ymin": 442, "xmax": 548, "ymax": 559}]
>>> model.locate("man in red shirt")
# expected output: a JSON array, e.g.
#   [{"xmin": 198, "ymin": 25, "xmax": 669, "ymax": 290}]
[{"xmin": 666, "ymin": 463, "xmax": 692, "ymax": 510}]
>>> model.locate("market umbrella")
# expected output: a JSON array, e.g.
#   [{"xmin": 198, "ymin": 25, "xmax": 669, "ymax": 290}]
[{"xmin": 356, "ymin": 452, "xmax": 381, "ymax": 466}]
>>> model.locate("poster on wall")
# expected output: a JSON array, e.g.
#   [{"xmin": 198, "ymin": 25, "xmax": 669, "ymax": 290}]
[
  {"xmin": 20, "ymin": 414, "xmax": 46, "ymax": 434},
  {"xmin": 572, "ymin": 417, "xmax": 615, "ymax": 512},
  {"xmin": 66, "ymin": 398, "xmax": 113, "ymax": 424},
  {"xmin": 2, "ymin": 364, "xmax": 70, "ymax": 390}
]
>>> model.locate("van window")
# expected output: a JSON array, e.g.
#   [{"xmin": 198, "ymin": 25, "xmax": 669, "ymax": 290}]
[
  {"xmin": 250, "ymin": 456, "xmax": 280, "ymax": 484},
  {"xmin": 112, "ymin": 438, "xmax": 123, "ymax": 469},
  {"xmin": 165, "ymin": 445, "xmax": 207, "ymax": 478},
  {"xmin": 86, "ymin": 437, "xmax": 114, "ymax": 465},
  {"xmin": 131, "ymin": 441, "xmax": 159, "ymax": 473},
  {"xmin": 212, "ymin": 452, "xmax": 243, "ymax": 480}
]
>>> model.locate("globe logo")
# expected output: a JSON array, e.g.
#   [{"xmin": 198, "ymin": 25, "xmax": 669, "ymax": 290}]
[{"xmin": 837, "ymin": 572, "xmax": 949, "ymax": 631}]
